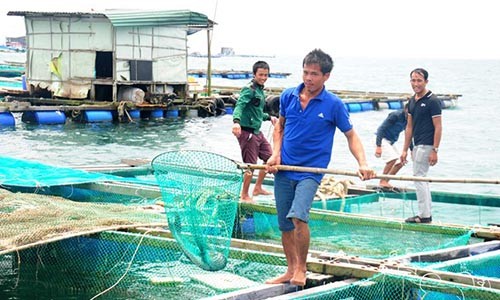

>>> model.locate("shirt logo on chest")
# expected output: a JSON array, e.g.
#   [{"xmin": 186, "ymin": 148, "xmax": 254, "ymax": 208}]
[{"xmin": 318, "ymin": 112, "xmax": 324, "ymax": 118}]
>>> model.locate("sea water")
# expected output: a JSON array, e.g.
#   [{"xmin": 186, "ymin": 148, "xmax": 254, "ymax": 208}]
[{"xmin": 1, "ymin": 52, "xmax": 499, "ymax": 196}]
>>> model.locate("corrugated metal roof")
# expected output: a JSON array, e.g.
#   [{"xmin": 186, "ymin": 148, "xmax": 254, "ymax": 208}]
[
  {"xmin": 7, "ymin": 11, "xmax": 106, "ymax": 18},
  {"xmin": 104, "ymin": 9, "xmax": 213, "ymax": 28},
  {"xmin": 8, "ymin": 9, "xmax": 215, "ymax": 32}
]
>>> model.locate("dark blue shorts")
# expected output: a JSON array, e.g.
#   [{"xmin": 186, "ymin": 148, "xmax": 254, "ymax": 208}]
[{"xmin": 274, "ymin": 172, "xmax": 319, "ymax": 232}]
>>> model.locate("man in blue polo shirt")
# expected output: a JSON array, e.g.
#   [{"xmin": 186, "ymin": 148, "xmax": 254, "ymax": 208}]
[
  {"xmin": 374, "ymin": 103, "xmax": 408, "ymax": 189},
  {"xmin": 265, "ymin": 49, "xmax": 375, "ymax": 287},
  {"xmin": 400, "ymin": 68, "xmax": 442, "ymax": 224}
]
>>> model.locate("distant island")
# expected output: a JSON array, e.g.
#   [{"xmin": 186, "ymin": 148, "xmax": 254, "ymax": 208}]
[{"xmin": 189, "ymin": 47, "xmax": 275, "ymax": 58}]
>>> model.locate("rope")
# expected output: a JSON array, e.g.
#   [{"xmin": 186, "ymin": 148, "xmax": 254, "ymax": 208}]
[
  {"xmin": 117, "ymin": 101, "xmax": 134, "ymax": 123},
  {"xmin": 90, "ymin": 228, "xmax": 154, "ymax": 299}
]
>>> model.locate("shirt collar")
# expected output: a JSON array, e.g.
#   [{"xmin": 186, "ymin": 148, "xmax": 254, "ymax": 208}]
[{"xmin": 293, "ymin": 83, "xmax": 327, "ymax": 101}]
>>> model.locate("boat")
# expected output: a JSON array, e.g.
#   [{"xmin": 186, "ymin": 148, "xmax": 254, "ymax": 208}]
[{"xmin": 0, "ymin": 154, "xmax": 498, "ymax": 299}]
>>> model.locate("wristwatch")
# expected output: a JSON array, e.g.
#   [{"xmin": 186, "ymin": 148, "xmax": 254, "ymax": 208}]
[{"xmin": 433, "ymin": 147, "xmax": 439, "ymax": 153}]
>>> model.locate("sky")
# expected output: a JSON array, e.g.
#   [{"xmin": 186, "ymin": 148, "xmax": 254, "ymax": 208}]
[{"xmin": 1, "ymin": 0, "xmax": 499, "ymax": 60}]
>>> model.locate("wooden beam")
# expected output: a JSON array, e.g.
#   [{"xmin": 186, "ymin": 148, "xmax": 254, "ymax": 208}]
[
  {"xmin": 387, "ymin": 240, "xmax": 500, "ymax": 263},
  {"xmin": 265, "ymin": 279, "xmax": 359, "ymax": 300},
  {"xmin": 203, "ymin": 283, "xmax": 298, "ymax": 300},
  {"xmin": 308, "ymin": 257, "xmax": 500, "ymax": 290},
  {"xmin": 77, "ymin": 181, "xmax": 162, "ymax": 199}
]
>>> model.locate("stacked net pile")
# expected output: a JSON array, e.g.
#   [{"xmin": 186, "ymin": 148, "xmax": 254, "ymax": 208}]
[
  {"xmin": 152, "ymin": 150, "xmax": 243, "ymax": 271},
  {"xmin": 289, "ymin": 273, "xmax": 500, "ymax": 300},
  {"xmin": 0, "ymin": 188, "xmax": 165, "ymax": 253}
]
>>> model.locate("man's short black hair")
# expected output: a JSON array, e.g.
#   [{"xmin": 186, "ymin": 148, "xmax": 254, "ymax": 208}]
[
  {"xmin": 303, "ymin": 49, "xmax": 334, "ymax": 74},
  {"xmin": 253, "ymin": 61, "xmax": 270, "ymax": 74},
  {"xmin": 410, "ymin": 68, "xmax": 429, "ymax": 80}
]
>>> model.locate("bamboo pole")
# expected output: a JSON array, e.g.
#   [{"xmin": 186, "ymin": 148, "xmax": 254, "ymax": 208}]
[{"xmin": 239, "ymin": 163, "xmax": 500, "ymax": 185}]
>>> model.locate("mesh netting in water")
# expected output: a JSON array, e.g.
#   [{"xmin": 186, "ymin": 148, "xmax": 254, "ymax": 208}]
[
  {"xmin": 151, "ymin": 150, "xmax": 243, "ymax": 271},
  {"xmin": 238, "ymin": 203, "xmax": 473, "ymax": 259},
  {"xmin": 289, "ymin": 273, "xmax": 500, "ymax": 300},
  {"xmin": 424, "ymin": 250, "xmax": 500, "ymax": 279},
  {"xmin": 0, "ymin": 231, "xmax": 287, "ymax": 300}
]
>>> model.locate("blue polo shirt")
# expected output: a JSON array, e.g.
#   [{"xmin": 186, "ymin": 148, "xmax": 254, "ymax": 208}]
[
  {"xmin": 408, "ymin": 91, "xmax": 441, "ymax": 146},
  {"xmin": 280, "ymin": 83, "xmax": 353, "ymax": 182},
  {"xmin": 375, "ymin": 109, "xmax": 407, "ymax": 146}
]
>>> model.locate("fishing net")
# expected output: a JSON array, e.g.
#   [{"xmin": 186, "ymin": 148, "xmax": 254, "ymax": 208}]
[
  {"xmin": 287, "ymin": 273, "xmax": 500, "ymax": 300},
  {"xmin": 425, "ymin": 250, "xmax": 500, "ymax": 279},
  {"xmin": 237, "ymin": 202, "xmax": 474, "ymax": 259},
  {"xmin": 0, "ymin": 154, "xmax": 498, "ymax": 299},
  {"xmin": 0, "ymin": 230, "xmax": 287, "ymax": 300},
  {"xmin": 0, "ymin": 188, "xmax": 165, "ymax": 254},
  {"xmin": 151, "ymin": 150, "xmax": 243, "ymax": 271}
]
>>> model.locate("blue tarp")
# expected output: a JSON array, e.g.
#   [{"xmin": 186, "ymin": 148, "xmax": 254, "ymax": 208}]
[{"xmin": 0, "ymin": 156, "xmax": 149, "ymax": 187}]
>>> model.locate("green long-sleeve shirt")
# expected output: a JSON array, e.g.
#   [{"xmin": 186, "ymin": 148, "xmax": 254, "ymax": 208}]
[{"xmin": 232, "ymin": 80, "xmax": 270, "ymax": 134}]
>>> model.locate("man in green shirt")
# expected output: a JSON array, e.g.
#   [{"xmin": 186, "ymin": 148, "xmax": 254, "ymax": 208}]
[{"xmin": 232, "ymin": 61, "xmax": 277, "ymax": 202}]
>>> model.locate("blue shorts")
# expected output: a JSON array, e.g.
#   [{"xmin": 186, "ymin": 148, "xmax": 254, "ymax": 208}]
[{"xmin": 274, "ymin": 172, "xmax": 319, "ymax": 232}]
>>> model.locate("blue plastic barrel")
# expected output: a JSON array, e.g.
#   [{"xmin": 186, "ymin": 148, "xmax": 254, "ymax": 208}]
[
  {"xmin": 241, "ymin": 217, "xmax": 255, "ymax": 237},
  {"xmin": 150, "ymin": 109, "xmax": 164, "ymax": 119},
  {"xmin": 347, "ymin": 103, "xmax": 362, "ymax": 113},
  {"xmin": 225, "ymin": 107, "xmax": 233, "ymax": 114},
  {"xmin": 22, "ymin": 111, "xmax": 66, "ymax": 125},
  {"xmin": 84, "ymin": 110, "xmax": 113, "ymax": 122},
  {"xmin": 360, "ymin": 102, "xmax": 374, "ymax": 111},
  {"xmin": 388, "ymin": 101, "xmax": 402, "ymax": 109},
  {"xmin": 165, "ymin": 109, "xmax": 179, "ymax": 118},
  {"xmin": 128, "ymin": 110, "xmax": 140, "ymax": 119},
  {"xmin": 22, "ymin": 75, "xmax": 27, "ymax": 90},
  {"xmin": 0, "ymin": 112, "xmax": 15, "ymax": 127}
]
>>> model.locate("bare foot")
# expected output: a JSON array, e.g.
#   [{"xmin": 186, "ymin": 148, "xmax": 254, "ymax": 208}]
[
  {"xmin": 265, "ymin": 272, "xmax": 293, "ymax": 284},
  {"xmin": 379, "ymin": 180, "xmax": 392, "ymax": 188},
  {"xmin": 290, "ymin": 270, "xmax": 307, "ymax": 286},
  {"xmin": 252, "ymin": 189, "xmax": 273, "ymax": 196},
  {"xmin": 241, "ymin": 199, "xmax": 256, "ymax": 204},
  {"xmin": 240, "ymin": 195, "xmax": 255, "ymax": 203}
]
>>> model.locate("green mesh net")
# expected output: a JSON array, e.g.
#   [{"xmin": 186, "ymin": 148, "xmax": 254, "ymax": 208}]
[
  {"xmin": 0, "ymin": 188, "xmax": 165, "ymax": 254},
  {"xmin": 288, "ymin": 273, "xmax": 500, "ymax": 300},
  {"xmin": 237, "ymin": 202, "xmax": 474, "ymax": 259},
  {"xmin": 426, "ymin": 250, "xmax": 500, "ymax": 279},
  {"xmin": 0, "ymin": 230, "xmax": 287, "ymax": 300},
  {"xmin": 151, "ymin": 150, "xmax": 243, "ymax": 271},
  {"xmin": 1, "ymin": 154, "xmax": 498, "ymax": 299}
]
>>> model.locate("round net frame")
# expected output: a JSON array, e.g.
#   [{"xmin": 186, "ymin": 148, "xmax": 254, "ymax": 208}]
[{"xmin": 151, "ymin": 150, "xmax": 243, "ymax": 271}]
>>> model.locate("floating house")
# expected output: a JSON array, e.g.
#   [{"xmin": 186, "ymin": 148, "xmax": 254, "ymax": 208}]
[{"xmin": 2, "ymin": 10, "xmax": 215, "ymax": 124}]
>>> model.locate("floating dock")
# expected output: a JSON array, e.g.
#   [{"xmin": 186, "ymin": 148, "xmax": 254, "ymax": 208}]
[{"xmin": 188, "ymin": 69, "xmax": 291, "ymax": 79}]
